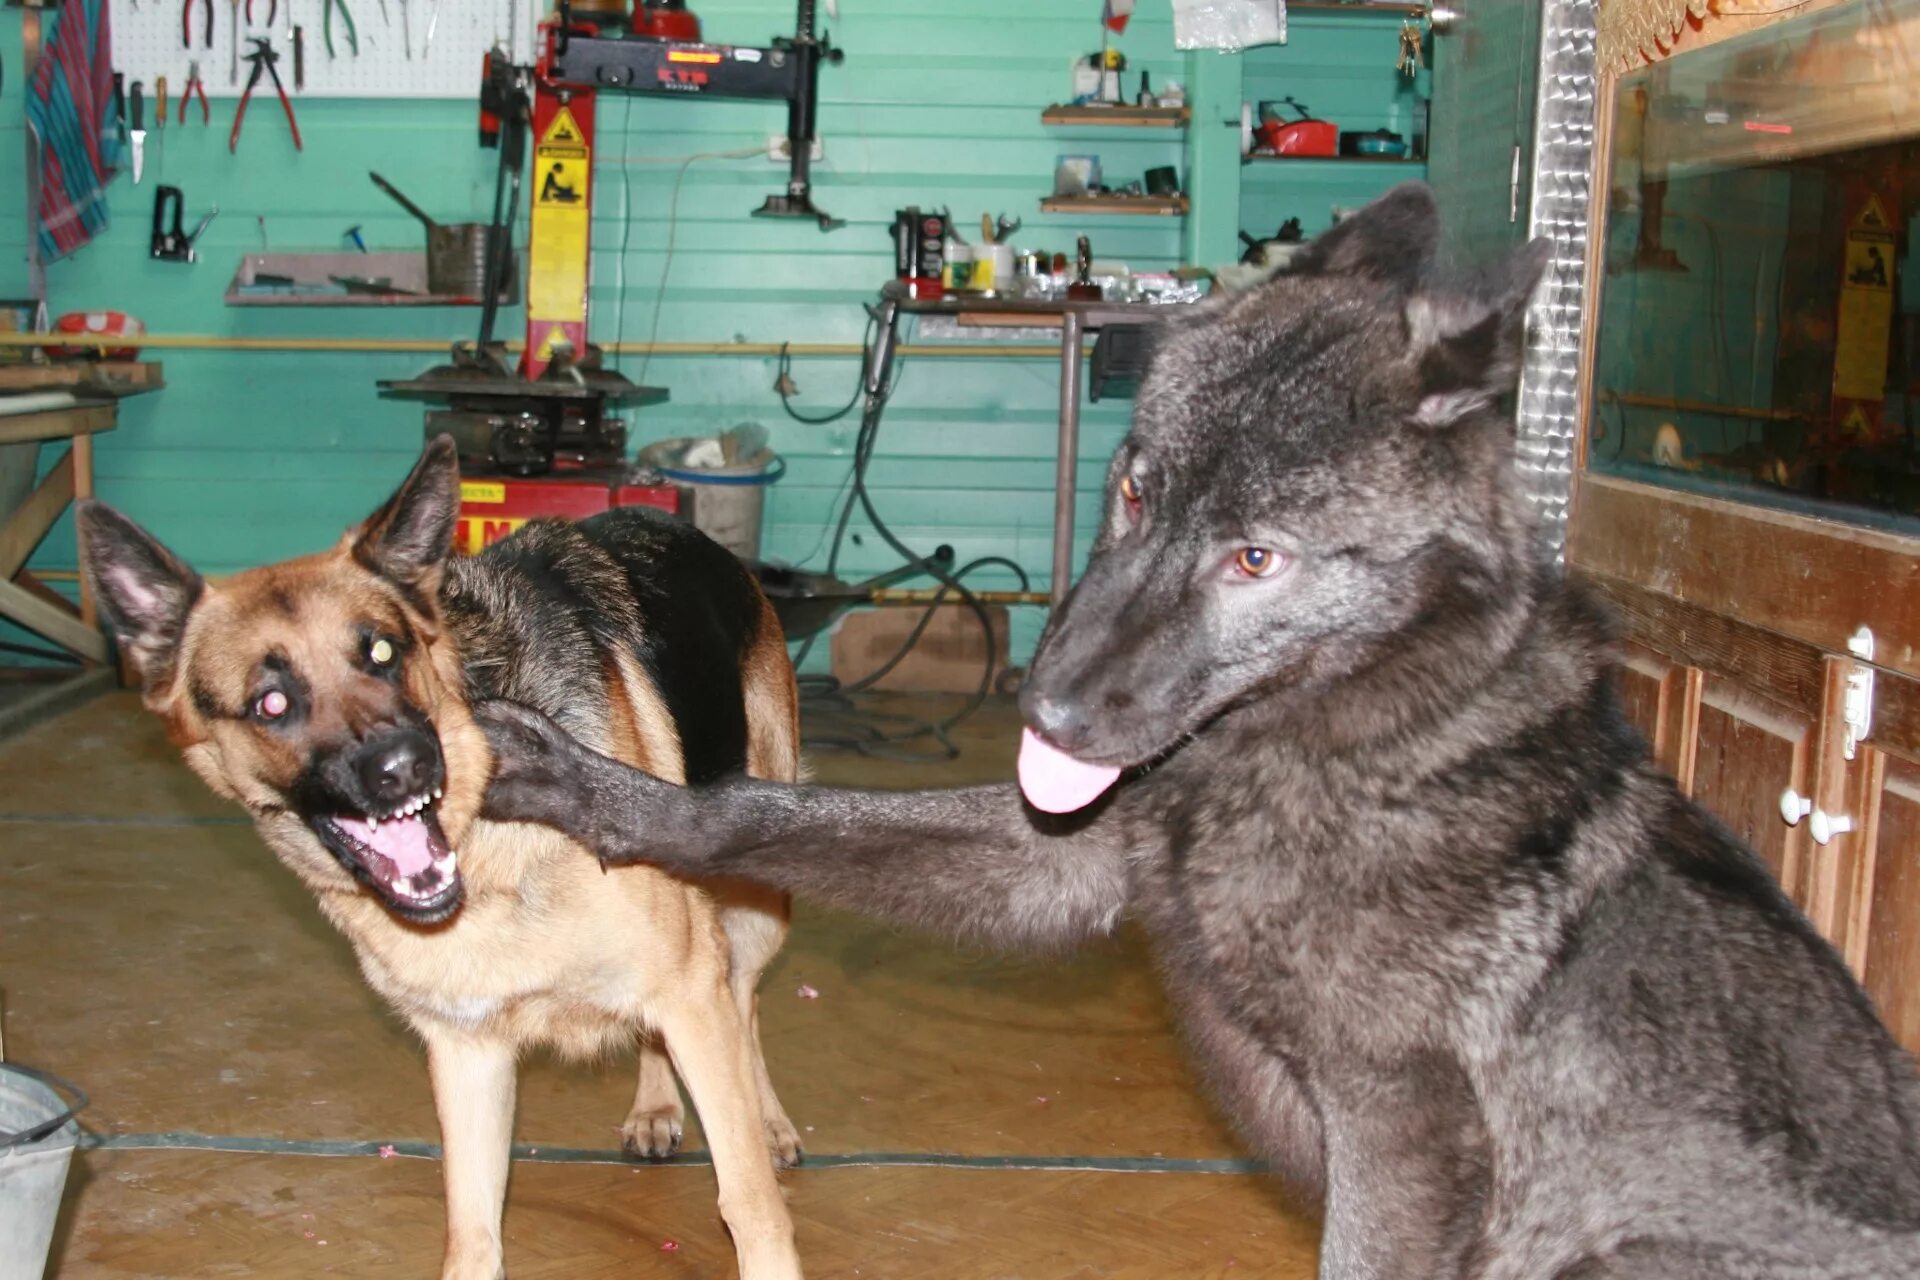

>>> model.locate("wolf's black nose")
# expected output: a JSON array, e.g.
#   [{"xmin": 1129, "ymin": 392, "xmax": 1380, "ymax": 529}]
[
  {"xmin": 1023, "ymin": 692, "xmax": 1091, "ymax": 753},
  {"xmin": 359, "ymin": 730, "xmax": 438, "ymax": 804}
]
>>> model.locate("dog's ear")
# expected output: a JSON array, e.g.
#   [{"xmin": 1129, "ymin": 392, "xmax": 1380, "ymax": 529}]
[
  {"xmin": 1287, "ymin": 182, "xmax": 1440, "ymax": 289},
  {"xmin": 77, "ymin": 500, "xmax": 204, "ymax": 691},
  {"xmin": 353, "ymin": 434, "xmax": 460, "ymax": 599},
  {"xmin": 1405, "ymin": 237, "xmax": 1551, "ymax": 429}
]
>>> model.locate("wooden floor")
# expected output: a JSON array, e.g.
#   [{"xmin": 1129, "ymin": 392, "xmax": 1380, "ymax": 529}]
[{"xmin": 0, "ymin": 693, "xmax": 1321, "ymax": 1278}]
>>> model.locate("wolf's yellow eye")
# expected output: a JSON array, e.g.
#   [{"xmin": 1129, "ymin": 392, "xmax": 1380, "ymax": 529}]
[
  {"xmin": 1120, "ymin": 474, "xmax": 1143, "ymax": 505},
  {"xmin": 369, "ymin": 637, "xmax": 396, "ymax": 666},
  {"xmin": 1235, "ymin": 547, "xmax": 1282, "ymax": 578}
]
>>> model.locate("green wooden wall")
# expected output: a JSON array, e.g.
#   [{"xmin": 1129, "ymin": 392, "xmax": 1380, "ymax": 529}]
[{"xmin": 2, "ymin": 2, "xmax": 1416, "ymax": 669}]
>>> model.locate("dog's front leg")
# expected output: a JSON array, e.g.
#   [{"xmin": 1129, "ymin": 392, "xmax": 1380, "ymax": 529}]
[
  {"xmin": 477, "ymin": 698, "xmax": 1136, "ymax": 955},
  {"xmin": 425, "ymin": 1030, "xmax": 518, "ymax": 1280},
  {"xmin": 656, "ymin": 975, "xmax": 802, "ymax": 1279},
  {"xmin": 1317, "ymin": 1057, "xmax": 1489, "ymax": 1280}
]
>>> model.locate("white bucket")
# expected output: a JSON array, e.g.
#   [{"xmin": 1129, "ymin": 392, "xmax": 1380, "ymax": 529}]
[
  {"xmin": 638, "ymin": 437, "xmax": 785, "ymax": 563},
  {"xmin": 0, "ymin": 1065, "xmax": 86, "ymax": 1280}
]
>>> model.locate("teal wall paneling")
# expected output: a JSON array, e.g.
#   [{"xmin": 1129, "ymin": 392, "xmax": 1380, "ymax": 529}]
[{"xmin": 3, "ymin": 2, "xmax": 1418, "ymax": 671}]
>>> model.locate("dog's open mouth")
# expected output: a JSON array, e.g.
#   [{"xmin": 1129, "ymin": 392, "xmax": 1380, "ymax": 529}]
[{"xmin": 311, "ymin": 789, "xmax": 463, "ymax": 923}]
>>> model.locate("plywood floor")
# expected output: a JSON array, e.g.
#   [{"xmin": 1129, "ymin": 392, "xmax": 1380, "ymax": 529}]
[{"xmin": 0, "ymin": 692, "xmax": 1320, "ymax": 1278}]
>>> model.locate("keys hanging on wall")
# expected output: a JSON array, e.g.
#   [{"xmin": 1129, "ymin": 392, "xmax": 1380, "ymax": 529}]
[{"xmin": 1397, "ymin": 18, "xmax": 1425, "ymax": 79}]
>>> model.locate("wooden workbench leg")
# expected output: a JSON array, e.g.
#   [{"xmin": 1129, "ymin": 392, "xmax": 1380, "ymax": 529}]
[
  {"xmin": 71, "ymin": 433, "xmax": 96, "ymax": 630},
  {"xmin": 1052, "ymin": 312, "xmax": 1085, "ymax": 610}
]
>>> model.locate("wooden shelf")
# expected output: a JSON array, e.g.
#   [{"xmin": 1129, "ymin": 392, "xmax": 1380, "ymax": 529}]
[
  {"xmin": 1289, "ymin": 2, "xmax": 1427, "ymax": 12},
  {"xmin": 1042, "ymin": 104, "xmax": 1190, "ymax": 129},
  {"xmin": 1245, "ymin": 153, "xmax": 1425, "ymax": 164},
  {"xmin": 1039, "ymin": 194, "xmax": 1189, "ymax": 217}
]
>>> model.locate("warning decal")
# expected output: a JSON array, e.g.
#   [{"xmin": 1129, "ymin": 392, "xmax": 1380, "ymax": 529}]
[{"xmin": 527, "ymin": 97, "xmax": 593, "ymax": 378}]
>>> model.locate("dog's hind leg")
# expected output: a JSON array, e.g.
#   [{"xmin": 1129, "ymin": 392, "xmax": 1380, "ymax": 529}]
[
  {"xmin": 424, "ymin": 1030, "xmax": 517, "ymax": 1280},
  {"xmin": 657, "ymin": 964, "xmax": 803, "ymax": 1279},
  {"xmin": 621, "ymin": 1036, "xmax": 685, "ymax": 1160}
]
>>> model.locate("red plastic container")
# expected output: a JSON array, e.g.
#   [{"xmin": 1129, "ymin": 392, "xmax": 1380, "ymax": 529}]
[
  {"xmin": 1259, "ymin": 119, "xmax": 1339, "ymax": 157},
  {"xmin": 456, "ymin": 474, "xmax": 683, "ymax": 555}
]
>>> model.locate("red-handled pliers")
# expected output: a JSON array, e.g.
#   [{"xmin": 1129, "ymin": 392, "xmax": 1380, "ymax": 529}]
[
  {"xmin": 180, "ymin": 61, "xmax": 210, "ymax": 124},
  {"xmin": 230, "ymin": 38, "xmax": 303, "ymax": 153},
  {"xmin": 182, "ymin": 0, "xmax": 213, "ymax": 47}
]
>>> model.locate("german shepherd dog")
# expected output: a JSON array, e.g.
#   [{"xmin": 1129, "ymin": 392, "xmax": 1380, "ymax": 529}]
[
  {"xmin": 78, "ymin": 437, "xmax": 806, "ymax": 1280},
  {"xmin": 476, "ymin": 186, "xmax": 1920, "ymax": 1278}
]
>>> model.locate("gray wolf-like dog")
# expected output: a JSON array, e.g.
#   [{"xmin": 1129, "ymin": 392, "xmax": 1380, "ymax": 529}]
[
  {"xmin": 477, "ymin": 185, "xmax": 1920, "ymax": 1278},
  {"xmin": 80, "ymin": 439, "xmax": 806, "ymax": 1279}
]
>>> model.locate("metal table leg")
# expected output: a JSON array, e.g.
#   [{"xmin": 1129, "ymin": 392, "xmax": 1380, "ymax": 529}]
[{"xmin": 1052, "ymin": 311, "xmax": 1084, "ymax": 610}]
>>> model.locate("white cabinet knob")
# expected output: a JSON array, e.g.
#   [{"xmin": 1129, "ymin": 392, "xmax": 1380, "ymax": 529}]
[
  {"xmin": 1809, "ymin": 810, "xmax": 1854, "ymax": 847},
  {"xmin": 1780, "ymin": 788, "xmax": 1812, "ymax": 826}
]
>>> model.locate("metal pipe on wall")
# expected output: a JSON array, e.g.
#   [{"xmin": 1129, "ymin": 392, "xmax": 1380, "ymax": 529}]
[{"xmin": 0, "ymin": 333, "xmax": 1092, "ymax": 359}]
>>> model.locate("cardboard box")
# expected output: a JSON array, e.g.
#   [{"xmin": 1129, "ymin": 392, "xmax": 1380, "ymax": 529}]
[
  {"xmin": 831, "ymin": 603, "xmax": 1011, "ymax": 694},
  {"xmin": 456, "ymin": 474, "xmax": 684, "ymax": 555}
]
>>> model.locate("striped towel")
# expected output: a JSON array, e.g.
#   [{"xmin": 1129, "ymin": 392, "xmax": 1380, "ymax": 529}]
[{"xmin": 26, "ymin": 0, "xmax": 124, "ymax": 263}]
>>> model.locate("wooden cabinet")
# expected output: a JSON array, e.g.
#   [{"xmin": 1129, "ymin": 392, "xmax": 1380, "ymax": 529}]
[{"xmin": 1573, "ymin": 481, "xmax": 1920, "ymax": 1055}]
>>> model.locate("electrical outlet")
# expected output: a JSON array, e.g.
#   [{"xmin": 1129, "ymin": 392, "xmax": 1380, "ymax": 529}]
[{"xmin": 767, "ymin": 134, "xmax": 825, "ymax": 163}]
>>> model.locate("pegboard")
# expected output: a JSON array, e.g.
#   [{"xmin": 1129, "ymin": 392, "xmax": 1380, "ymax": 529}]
[{"xmin": 111, "ymin": 0, "xmax": 539, "ymax": 99}]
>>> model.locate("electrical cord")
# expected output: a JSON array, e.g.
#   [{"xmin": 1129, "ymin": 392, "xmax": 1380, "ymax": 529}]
[
  {"xmin": 789, "ymin": 327, "xmax": 1032, "ymax": 761},
  {"xmin": 776, "ymin": 325, "xmax": 871, "ymax": 425}
]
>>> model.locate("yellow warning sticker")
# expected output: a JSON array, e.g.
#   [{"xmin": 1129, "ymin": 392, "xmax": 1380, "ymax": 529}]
[
  {"xmin": 534, "ymin": 325, "xmax": 574, "ymax": 363},
  {"xmin": 539, "ymin": 106, "xmax": 588, "ymax": 157},
  {"xmin": 1855, "ymin": 194, "xmax": 1891, "ymax": 231},
  {"xmin": 1844, "ymin": 237, "xmax": 1893, "ymax": 292},
  {"xmin": 534, "ymin": 155, "xmax": 587, "ymax": 208},
  {"xmin": 1840, "ymin": 405, "xmax": 1874, "ymax": 440},
  {"xmin": 460, "ymin": 481, "xmax": 507, "ymax": 504}
]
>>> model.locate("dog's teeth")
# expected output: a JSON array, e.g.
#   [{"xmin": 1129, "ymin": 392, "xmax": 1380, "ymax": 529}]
[
  {"xmin": 368, "ymin": 814, "xmax": 380, "ymax": 831},
  {"xmin": 433, "ymin": 787, "xmax": 443, "ymax": 800}
]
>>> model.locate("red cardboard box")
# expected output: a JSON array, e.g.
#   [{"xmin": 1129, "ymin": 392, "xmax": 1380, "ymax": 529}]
[{"xmin": 456, "ymin": 474, "xmax": 684, "ymax": 555}]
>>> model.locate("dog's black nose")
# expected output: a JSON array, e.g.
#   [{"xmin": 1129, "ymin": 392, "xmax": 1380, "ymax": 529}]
[
  {"xmin": 358, "ymin": 730, "xmax": 438, "ymax": 805},
  {"xmin": 1023, "ymin": 691, "xmax": 1091, "ymax": 753}
]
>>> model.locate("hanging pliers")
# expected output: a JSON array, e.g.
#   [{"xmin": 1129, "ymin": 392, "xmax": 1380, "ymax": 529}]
[
  {"xmin": 324, "ymin": 0, "xmax": 360, "ymax": 58},
  {"xmin": 247, "ymin": 0, "xmax": 278, "ymax": 24},
  {"xmin": 179, "ymin": 61, "xmax": 210, "ymax": 124},
  {"xmin": 181, "ymin": 0, "xmax": 213, "ymax": 48},
  {"xmin": 230, "ymin": 38, "xmax": 303, "ymax": 153}
]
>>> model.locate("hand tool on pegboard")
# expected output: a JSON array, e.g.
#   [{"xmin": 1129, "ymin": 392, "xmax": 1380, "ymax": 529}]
[
  {"xmin": 248, "ymin": 0, "xmax": 278, "ymax": 25},
  {"xmin": 128, "ymin": 82, "xmax": 147, "ymax": 184},
  {"xmin": 154, "ymin": 77, "xmax": 168, "ymax": 174},
  {"xmin": 231, "ymin": 37, "xmax": 302, "ymax": 152},
  {"xmin": 182, "ymin": 0, "xmax": 213, "ymax": 48},
  {"xmin": 152, "ymin": 186, "xmax": 218, "ymax": 263},
  {"xmin": 293, "ymin": 26, "xmax": 305, "ymax": 89},
  {"xmin": 228, "ymin": 0, "xmax": 242, "ymax": 83},
  {"xmin": 179, "ymin": 61, "xmax": 209, "ymax": 124},
  {"xmin": 325, "ymin": 0, "xmax": 360, "ymax": 57}
]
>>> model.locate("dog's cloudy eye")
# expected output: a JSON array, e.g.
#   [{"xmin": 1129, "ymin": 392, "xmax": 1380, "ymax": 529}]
[
  {"xmin": 256, "ymin": 689, "xmax": 289, "ymax": 720},
  {"xmin": 369, "ymin": 637, "xmax": 396, "ymax": 666},
  {"xmin": 1234, "ymin": 547, "xmax": 1282, "ymax": 578}
]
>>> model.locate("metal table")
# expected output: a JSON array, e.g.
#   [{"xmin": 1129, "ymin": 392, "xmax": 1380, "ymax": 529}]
[{"xmin": 892, "ymin": 291, "xmax": 1176, "ymax": 607}]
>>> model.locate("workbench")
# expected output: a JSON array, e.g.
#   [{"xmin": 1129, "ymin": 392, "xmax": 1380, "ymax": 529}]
[
  {"xmin": 891, "ymin": 290, "xmax": 1182, "ymax": 607},
  {"xmin": 0, "ymin": 364, "xmax": 164, "ymax": 668}
]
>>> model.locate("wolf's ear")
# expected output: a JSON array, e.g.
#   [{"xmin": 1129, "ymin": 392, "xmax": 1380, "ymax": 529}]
[
  {"xmin": 1287, "ymin": 182, "xmax": 1439, "ymax": 289},
  {"xmin": 77, "ymin": 501, "xmax": 204, "ymax": 690},
  {"xmin": 1405, "ymin": 237, "xmax": 1551, "ymax": 429},
  {"xmin": 353, "ymin": 434, "xmax": 460, "ymax": 599}
]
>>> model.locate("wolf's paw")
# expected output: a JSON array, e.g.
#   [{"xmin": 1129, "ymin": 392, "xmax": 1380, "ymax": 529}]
[
  {"xmin": 765, "ymin": 1113, "xmax": 804, "ymax": 1169},
  {"xmin": 621, "ymin": 1105, "xmax": 685, "ymax": 1162}
]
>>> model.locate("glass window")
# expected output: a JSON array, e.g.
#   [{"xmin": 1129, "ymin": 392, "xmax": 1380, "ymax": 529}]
[{"xmin": 1589, "ymin": 2, "xmax": 1920, "ymax": 532}]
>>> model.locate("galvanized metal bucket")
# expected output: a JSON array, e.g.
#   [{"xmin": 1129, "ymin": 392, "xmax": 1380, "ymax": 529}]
[{"xmin": 0, "ymin": 1064, "xmax": 86, "ymax": 1280}]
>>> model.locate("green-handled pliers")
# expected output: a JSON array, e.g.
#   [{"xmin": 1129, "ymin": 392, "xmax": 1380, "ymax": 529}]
[{"xmin": 324, "ymin": 0, "xmax": 359, "ymax": 57}]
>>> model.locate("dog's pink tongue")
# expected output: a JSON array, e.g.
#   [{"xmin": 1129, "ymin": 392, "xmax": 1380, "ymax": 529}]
[
  {"xmin": 1018, "ymin": 728, "xmax": 1121, "ymax": 814},
  {"xmin": 335, "ymin": 815, "xmax": 435, "ymax": 878}
]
